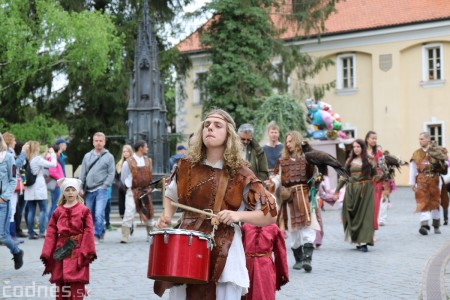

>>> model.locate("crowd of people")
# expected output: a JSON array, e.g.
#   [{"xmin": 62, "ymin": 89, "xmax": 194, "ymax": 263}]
[{"xmin": 1, "ymin": 111, "xmax": 449, "ymax": 300}]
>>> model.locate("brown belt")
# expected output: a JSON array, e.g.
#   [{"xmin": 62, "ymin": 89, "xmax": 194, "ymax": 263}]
[
  {"xmin": 418, "ymin": 172, "xmax": 438, "ymax": 178},
  {"xmin": 352, "ymin": 180, "xmax": 372, "ymax": 184},
  {"xmin": 290, "ymin": 184, "xmax": 308, "ymax": 191},
  {"xmin": 58, "ymin": 234, "xmax": 82, "ymax": 241},
  {"xmin": 246, "ymin": 252, "xmax": 272, "ymax": 257}
]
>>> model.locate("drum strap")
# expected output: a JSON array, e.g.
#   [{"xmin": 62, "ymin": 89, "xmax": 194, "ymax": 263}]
[
  {"xmin": 211, "ymin": 169, "xmax": 229, "ymax": 226},
  {"xmin": 193, "ymin": 169, "xmax": 228, "ymax": 231}
]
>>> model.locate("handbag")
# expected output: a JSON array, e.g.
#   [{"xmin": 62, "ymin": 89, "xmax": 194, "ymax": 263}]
[
  {"xmin": 53, "ymin": 238, "xmax": 77, "ymax": 261},
  {"xmin": 47, "ymin": 179, "xmax": 57, "ymax": 191},
  {"xmin": 114, "ymin": 173, "xmax": 127, "ymax": 192},
  {"xmin": 280, "ymin": 186, "xmax": 293, "ymax": 202},
  {"xmin": 15, "ymin": 177, "xmax": 24, "ymax": 193}
]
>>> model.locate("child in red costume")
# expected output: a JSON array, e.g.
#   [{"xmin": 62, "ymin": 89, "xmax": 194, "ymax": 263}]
[
  {"xmin": 241, "ymin": 223, "xmax": 289, "ymax": 300},
  {"xmin": 40, "ymin": 178, "xmax": 97, "ymax": 300}
]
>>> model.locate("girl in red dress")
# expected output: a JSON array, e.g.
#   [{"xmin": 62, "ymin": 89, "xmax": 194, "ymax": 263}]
[
  {"xmin": 41, "ymin": 178, "xmax": 97, "ymax": 300},
  {"xmin": 365, "ymin": 131, "xmax": 383, "ymax": 231}
]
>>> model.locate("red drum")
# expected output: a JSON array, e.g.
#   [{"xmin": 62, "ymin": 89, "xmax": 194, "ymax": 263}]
[{"xmin": 148, "ymin": 229, "xmax": 213, "ymax": 284}]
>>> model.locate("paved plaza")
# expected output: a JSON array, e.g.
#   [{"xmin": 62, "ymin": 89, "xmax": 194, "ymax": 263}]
[{"xmin": 1, "ymin": 187, "xmax": 450, "ymax": 299}]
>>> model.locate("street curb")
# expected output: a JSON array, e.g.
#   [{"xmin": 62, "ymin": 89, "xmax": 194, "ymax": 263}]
[{"xmin": 421, "ymin": 240, "xmax": 450, "ymax": 300}]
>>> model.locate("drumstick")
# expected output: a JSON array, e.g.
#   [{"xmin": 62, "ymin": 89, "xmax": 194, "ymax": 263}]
[
  {"xmin": 171, "ymin": 202, "xmax": 218, "ymax": 218},
  {"xmin": 299, "ymin": 185, "xmax": 310, "ymax": 222}
]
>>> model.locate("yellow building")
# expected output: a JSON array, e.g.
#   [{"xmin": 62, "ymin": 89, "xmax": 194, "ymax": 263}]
[{"xmin": 176, "ymin": 0, "xmax": 450, "ymax": 185}]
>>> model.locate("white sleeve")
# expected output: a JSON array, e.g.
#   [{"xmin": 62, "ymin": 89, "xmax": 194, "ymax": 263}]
[
  {"xmin": 120, "ymin": 161, "xmax": 132, "ymax": 188},
  {"xmin": 165, "ymin": 176, "xmax": 179, "ymax": 203},
  {"xmin": 409, "ymin": 162, "xmax": 417, "ymax": 185}
]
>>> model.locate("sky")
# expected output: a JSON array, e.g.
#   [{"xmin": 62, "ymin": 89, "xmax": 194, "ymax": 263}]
[{"xmin": 165, "ymin": 0, "xmax": 211, "ymax": 47}]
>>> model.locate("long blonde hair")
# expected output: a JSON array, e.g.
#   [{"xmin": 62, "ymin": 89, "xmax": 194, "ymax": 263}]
[
  {"xmin": 281, "ymin": 131, "xmax": 303, "ymax": 159},
  {"xmin": 58, "ymin": 194, "xmax": 84, "ymax": 206},
  {"xmin": 116, "ymin": 144, "xmax": 133, "ymax": 174},
  {"xmin": 187, "ymin": 109, "xmax": 247, "ymax": 175},
  {"xmin": 0, "ymin": 133, "xmax": 7, "ymax": 152},
  {"xmin": 3, "ymin": 132, "xmax": 15, "ymax": 148},
  {"xmin": 26, "ymin": 141, "xmax": 40, "ymax": 160}
]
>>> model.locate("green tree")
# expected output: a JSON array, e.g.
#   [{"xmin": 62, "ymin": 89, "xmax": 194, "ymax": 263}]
[
  {"xmin": 253, "ymin": 94, "xmax": 306, "ymax": 141},
  {"xmin": 194, "ymin": 0, "xmax": 339, "ymax": 127},
  {"xmin": 8, "ymin": 115, "xmax": 68, "ymax": 145},
  {"xmin": 1, "ymin": 0, "xmax": 193, "ymax": 166}
]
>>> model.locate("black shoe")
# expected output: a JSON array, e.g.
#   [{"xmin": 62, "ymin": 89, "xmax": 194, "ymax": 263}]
[
  {"xmin": 356, "ymin": 245, "xmax": 362, "ymax": 250},
  {"xmin": 419, "ymin": 226, "xmax": 429, "ymax": 235},
  {"xmin": 13, "ymin": 249, "xmax": 24, "ymax": 270},
  {"xmin": 17, "ymin": 231, "xmax": 28, "ymax": 238},
  {"xmin": 444, "ymin": 220, "xmax": 448, "ymax": 226},
  {"xmin": 29, "ymin": 234, "xmax": 39, "ymax": 240},
  {"xmin": 360, "ymin": 245, "xmax": 368, "ymax": 252},
  {"xmin": 130, "ymin": 224, "xmax": 134, "ymax": 236}
]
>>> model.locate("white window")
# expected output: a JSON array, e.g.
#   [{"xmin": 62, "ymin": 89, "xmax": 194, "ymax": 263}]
[
  {"xmin": 193, "ymin": 72, "xmax": 208, "ymax": 105},
  {"xmin": 342, "ymin": 128, "xmax": 356, "ymax": 139},
  {"xmin": 427, "ymin": 124, "xmax": 443, "ymax": 146},
  {"xmin": 336, "ymin": 54, "xmax": 356, "ymax": 92},
  {"xmin": 422, "ymin": 44, "xmax": 444, "ymax": 82}
]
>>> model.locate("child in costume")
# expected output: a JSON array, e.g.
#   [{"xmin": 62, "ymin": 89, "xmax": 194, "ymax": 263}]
[
  {"xmin": 40, "ymin": 178, "xmax": 97, "ymax": 299},
  {"xmin": 241, "ymin": 223, "xmax": 289, "ymax": 300}
]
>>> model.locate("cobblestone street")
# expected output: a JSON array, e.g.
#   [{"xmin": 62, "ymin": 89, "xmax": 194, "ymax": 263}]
[{"xmin": 2, "ymin": 187, "xmax": 450, "ymax": 299}]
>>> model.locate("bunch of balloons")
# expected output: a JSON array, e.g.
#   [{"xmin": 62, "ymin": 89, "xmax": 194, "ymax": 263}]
[{"xmin": 305, "ymin": 98, "xmax": 347, "ymax": 140}]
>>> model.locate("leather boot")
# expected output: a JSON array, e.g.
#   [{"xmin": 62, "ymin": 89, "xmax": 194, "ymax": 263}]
[
  {"xmin": 121, "ymin": 226, "xmax": 130, "ymax": 243},
  {"xmin": 419, "ymin": 221, "xmax": 430, "ymax": 235},
  {"xmin": 292, "ymin": 247, "xmax": 303, "ymax": 270},
  {"xmin": 443, "ymin": 209, "xmax": 448, "ymax": 225},
  {"xmin": 432, "ymin": 219, "xmax": 441, "ymax": 234},
  {"xmin": 302, "ymin": 243, "xmax": 314, "ymax": 272}
]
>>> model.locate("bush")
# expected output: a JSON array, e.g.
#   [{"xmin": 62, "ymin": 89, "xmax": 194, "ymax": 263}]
[
  {"xmin": 7, "ymin": 115, "xmax": 68, "ymax": 145},
  {"xmin": 253, "ymin": 94, "xmax": 307, "ymax": 141}
]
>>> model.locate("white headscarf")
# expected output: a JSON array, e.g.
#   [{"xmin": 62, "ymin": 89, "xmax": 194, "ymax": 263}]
[{"xmin": 57, "ymin": 178, "xmax": 82, "ymax": 194}]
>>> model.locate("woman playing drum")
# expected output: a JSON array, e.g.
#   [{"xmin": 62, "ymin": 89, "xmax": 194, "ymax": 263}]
[{"xmin": 154, "ymin": 109, "xmax": 277, "ymax": 300}]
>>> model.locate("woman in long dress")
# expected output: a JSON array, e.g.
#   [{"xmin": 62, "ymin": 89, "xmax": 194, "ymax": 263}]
[{"xmin": 336, "ymin": 139, "xmax": 378, "ymax": 252}]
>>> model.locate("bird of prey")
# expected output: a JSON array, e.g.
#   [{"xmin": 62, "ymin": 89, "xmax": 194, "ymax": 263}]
[
  {"xmin": 381, "ymin": 151, "xmax": 409, "ymax": 179},
  {"xmin": 301, "ymin": 141, "xmax": 349, "ymax": 179},
  {"xmin": 427, "ymin": 141, "xmax": 448, "ymax": 174}
]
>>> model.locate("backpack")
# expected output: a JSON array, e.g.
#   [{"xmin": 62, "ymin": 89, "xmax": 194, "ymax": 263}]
[{"xmin": 24, "ymin": 161, "xmax": 37, "ymax": 187}]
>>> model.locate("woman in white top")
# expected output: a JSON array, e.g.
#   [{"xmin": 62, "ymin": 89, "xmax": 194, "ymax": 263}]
[{"xmin": 24, "ymin": 141, "xmax": 56, "ymax": 239}]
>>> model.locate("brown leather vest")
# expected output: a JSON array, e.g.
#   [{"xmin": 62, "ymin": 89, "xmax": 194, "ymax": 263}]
[
  {"xmin": 276, "ymin": 156, "xmax": 315, "ymax": 187},
  {"xmin": 175, "ymin": 158, "xmax": 263, "ymax": 283},
  {"xmin": 411, "ymin": 149, "xmax": 434, "ymax": 173},
  {"xmin": 127, "ymin": 156, "xmax": 152, "ymax": 189}
]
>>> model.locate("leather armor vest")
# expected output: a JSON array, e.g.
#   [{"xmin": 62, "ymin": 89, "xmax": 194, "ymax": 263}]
[
  {"xmin": 175, "ymin": 158, "xmax": 261, "ymax": 284},
  {"xmin": 127, "ymin": 156, "xmax": 152, "ymax": 188},
  {"xmin": 277, "ymin": 156, "xmax": 315, "ymax": 187}
]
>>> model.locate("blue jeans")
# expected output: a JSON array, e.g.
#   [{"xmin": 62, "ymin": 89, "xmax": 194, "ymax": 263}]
[
  {"xmin": 0, "ymin": 202, "xmax": 20, "ymax": 254},
  {"xmin": 85, "ymin": 189, "xmax": 108, "ymax": 239},
  {"xmin": 26, "ymin": 200, "xmax": 47, "ymax": 237},
  {"xmin": 48, "ymin": 186, "xmax": 61, "ymax": 222}
]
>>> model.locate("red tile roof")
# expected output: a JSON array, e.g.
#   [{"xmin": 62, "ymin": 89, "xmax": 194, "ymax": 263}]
[{"xmin": 177, "ymin": 0, "xmax": 450, "ymax": 53}]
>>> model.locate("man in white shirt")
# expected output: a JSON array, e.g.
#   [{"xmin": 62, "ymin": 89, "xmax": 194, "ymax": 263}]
[{"xmin": 120, "ymin": 140, "xmax": 153, "ymax": 243}]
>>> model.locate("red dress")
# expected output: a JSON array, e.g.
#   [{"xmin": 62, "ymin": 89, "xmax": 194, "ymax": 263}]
[
  {"xmin": 241, "ymin": 224, "xmax": 289, "ymax": 300},
  {"xmin": 41, "ymin": 202, "xmax": 97, "ymax": 298},
  {"xmin": 371, "ymin": 150, "xmax": 383, "ymax": 230}
]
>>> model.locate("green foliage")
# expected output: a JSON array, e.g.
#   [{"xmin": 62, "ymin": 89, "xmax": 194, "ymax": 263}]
[
  {"xmin": 253, "ymin": 94, "xmax": 307, "ymax": 141},
  {"xmin": 196, "ymin": 0, "xmax": 338, "ymax": 127},
  {"xmin": 200, "ymin": 0, "xmax": 280, "ymax": 126},
  {"xmin": 0, "ymin": 0, "xmax": 193, "ymax": 166},
  {"xmin": 0, "ymin": 0, "xmax": 123, "ymax": 101},
  {"xmin": 289, "ymin": 0, "xmax": 340, "ymax": 38},
  {"xmin": 7, "ymin": 115, "xmax": 68, "ymax": 145}
]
